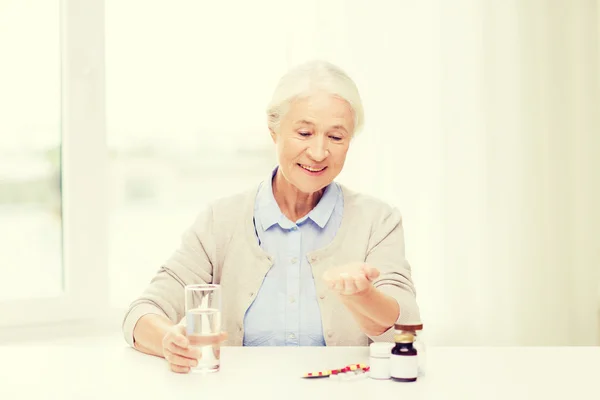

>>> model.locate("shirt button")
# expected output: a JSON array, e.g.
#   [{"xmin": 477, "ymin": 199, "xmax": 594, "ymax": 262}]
[
  {"xmin": 327, "ymin": 331, "xmax": 333, "ymax": 338},
  {"xmin": 289, "ymin": 333, "xmax": 296, "ymax": 339},
  {"xmin": 249, "ymin": 292, "xmax": 254, "ymax": 297},
  {"xmin": 289, "ymin": 296, "xmax": 295, "ymax": 303},
  {"xmin": 291, "ymin": 257, "xmax": 298, "ymax": 264},
  {"xmin": 319, "ymin": 294, "xmax": 326, "ymax": 300}
]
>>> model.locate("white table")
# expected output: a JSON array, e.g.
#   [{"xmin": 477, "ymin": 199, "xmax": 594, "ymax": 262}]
[{"xmin": 1, "ymin": 334, "xmax": 599, "ymax": 400}]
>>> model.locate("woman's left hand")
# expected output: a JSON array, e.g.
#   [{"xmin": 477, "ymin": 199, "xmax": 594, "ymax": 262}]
[{"xmin": 323, "ymin": 263, "xmax": 380, "ymax": 296}]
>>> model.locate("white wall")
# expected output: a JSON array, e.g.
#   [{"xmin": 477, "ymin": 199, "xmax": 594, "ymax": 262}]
[
  {"xmin": 3, "ymin": 0, "xmax": 597, "ymax": 345},
  {"xmin": 568, "ymin": 1, "xmax": 600, "ymax": 346},
  {"xmin": 288, "ymin": 0, "xmax": 600, "ymax": 346}
]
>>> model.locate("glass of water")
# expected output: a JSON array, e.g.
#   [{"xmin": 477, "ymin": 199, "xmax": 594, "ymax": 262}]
[{"xmin": 185, "ymin": 284, "xmax": 222, "ymax": 373}]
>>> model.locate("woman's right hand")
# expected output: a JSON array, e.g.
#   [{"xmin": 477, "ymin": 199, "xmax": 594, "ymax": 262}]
[
  {"xmin": 161, "ymin": 324, "xmax": 228, "ymax": 373},
  {"xmin": 162, "ymin": 324, "xmax": 199, "ymax": 373}
]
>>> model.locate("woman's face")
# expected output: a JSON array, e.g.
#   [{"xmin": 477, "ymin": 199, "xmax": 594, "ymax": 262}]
[{"xmin": 271, "ymin": 92, "xmax": 354, "ymax": 194}]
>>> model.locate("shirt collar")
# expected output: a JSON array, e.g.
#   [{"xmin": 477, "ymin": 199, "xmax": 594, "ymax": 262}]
[{"xmin": 255, "ymin": 166, "xmax": 339, "ymax": 231}]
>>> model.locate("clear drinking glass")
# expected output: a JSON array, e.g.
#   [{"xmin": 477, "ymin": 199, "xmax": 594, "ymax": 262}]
[{"xmin": 184, "ymin": 284, "xmax": 222, "ymax": 373}]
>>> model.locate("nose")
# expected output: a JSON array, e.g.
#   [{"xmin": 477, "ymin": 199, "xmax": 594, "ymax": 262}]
[{"xmin": 306, "ymin": 136, "xmax": 328, "ymax": 162}]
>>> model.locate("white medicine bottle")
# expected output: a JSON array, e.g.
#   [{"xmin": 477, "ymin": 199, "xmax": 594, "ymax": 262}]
[{"xmin": 369, "ymin": 342, "xmax": 394, "ymax": 380}]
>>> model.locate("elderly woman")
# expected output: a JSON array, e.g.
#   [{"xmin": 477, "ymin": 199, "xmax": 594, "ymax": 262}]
[{"xmin": 122, "ymin": 60, "xmax": 421, "ymax": 373}]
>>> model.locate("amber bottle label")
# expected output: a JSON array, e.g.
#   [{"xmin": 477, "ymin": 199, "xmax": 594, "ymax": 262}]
[{"xmin": 390, "ymin": 354, "xmax": 418, "ymax": 380}]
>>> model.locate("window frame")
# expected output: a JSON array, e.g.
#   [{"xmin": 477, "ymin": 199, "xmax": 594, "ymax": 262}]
[{"xmin": 0, "ymin": 0, "xmax": 109, "ymax": 328}]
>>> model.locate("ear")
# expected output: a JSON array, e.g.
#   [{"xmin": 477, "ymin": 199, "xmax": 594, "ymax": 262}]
[{"xmin": 269, "ymin": 127, "xmax": 277, "ymax": 144}]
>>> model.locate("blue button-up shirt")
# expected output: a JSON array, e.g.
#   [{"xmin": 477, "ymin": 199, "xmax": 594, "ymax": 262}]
[{"xmin": 242, "ymin": 167, "xmax": 344, "ymax": 346}]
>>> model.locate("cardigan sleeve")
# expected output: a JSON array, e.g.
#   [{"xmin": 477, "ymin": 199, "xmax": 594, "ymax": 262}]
[
  {"xmin": 364, "ymin": 206, "xmax": 422, "ymax": 343},
  {"xmin": 121, "ymin": 205, "xmax": 217, "ymax": 347}
]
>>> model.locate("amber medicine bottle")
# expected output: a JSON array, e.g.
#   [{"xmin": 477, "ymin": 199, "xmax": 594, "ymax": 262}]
[{"xmin": 390, "ymin": 323, "xmax": 422, "ymax": 382}]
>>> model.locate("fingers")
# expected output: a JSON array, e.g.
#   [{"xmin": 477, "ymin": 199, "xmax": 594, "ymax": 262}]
[
  {"xmin": 325, "ymin": 276, "xmax": 340, "ymax": 290},
  {"xmin": 164, "ymin": 337, "xmax": 198, "ymax": 374},
  {"xmin": 170, "ymin": 364, "xmax": 191, "ymax": 374},
  {"xmin": 327, "ymin": 273, "xmax": 364, "ymax": 295},
  {"xmin": 323, "ymin": 270, "xmax": 334, "ymax": 287},
  {"xmin": 219, "ymin": 331, "xmax": 229, "ymax": 343},
  {"xmin": 163, "ymin": 328, "xmax": 229, "ymax": 368},
  {"xmin": 164, "ymin": 348, "xmax": 199, "ymax": 369},
  {"xmin": 162, "ymin": 325, "xmax": 230, "ymax": 374},
  {"xmin": 188, "ymin": 331, "xmax": 228, "ymax": 346},
  {"xmin": 342, "ymin": 273, "xmax": 372, "ymax": 295},
  {"xmin": 333, "ymin": 275, "xmax": 345, "ymax": 292},
  {"xmin": 170, "ymin": 324, "xmax": 189, "ymax": 348},
  {"xmin": 163, "ymin": 325, "xmax": 201, "ymax": 373},
  {"xmin": 163, "ymin": 326, "xmax": 190, "ymax": 353},
  {"xmin": 340, "ymin": 273, "xmax": 356, "ymax": 294},
  {"xmin": 165, "ymin": 340, "xmax": 201, "ymax": 360},
  {"xmin": 361, "ymin": 264, "xmax": 380, "ymax": 281},
  {"xmin": 325, "ymin": 267, "xmax": 376, "ymax": 296},
  {"xmin": 352, "ymin": 273, "xmax": 372, "ymax": 293}
]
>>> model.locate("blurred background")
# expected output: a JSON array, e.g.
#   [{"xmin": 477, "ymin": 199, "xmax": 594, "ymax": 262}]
[{"xmin": 0, "ymin": 0, "xmax": 598, "ymax": 346}]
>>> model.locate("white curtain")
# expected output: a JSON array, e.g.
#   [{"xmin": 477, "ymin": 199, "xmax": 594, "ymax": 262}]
[{"xmin": 287, "ymin": 0, "xmax": 600, "ymax": 346}]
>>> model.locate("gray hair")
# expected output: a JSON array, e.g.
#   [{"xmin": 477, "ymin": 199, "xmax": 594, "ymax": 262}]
[{"xmin": 266, "ymin": 60, "xmax": 365, "ymax": 136}]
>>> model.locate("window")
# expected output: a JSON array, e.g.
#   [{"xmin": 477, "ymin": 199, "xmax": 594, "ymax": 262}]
[
  {"xmin": 0, "ymin": 1, "xmax": 62, "ymax": 301},
  {"xmin": 105, "ymin": 1, "xmax": 287, "ymax": 309},
  {"xmin": 0, "ymin": 0, "xmax": 107, "ymax": 327}
]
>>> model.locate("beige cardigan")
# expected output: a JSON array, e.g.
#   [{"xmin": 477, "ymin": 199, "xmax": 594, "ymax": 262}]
[{"xmin": 122, "ymin": 183, "xmax": 422, "ymax": 347}]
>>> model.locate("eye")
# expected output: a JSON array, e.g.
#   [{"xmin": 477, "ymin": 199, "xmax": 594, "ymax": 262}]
[
  {"xmin": 298, "ymin": 131, "xmax": 312, "ymax": 137},
  {"xmin": 329, "ymin": 135, "xmax": 343, "ymax": 141}
]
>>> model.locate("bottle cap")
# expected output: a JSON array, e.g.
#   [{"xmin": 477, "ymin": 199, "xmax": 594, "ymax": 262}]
[
  {"xmin": 393, "ymin": 332, "xmax": 416, "ymax": 343},
  {"xmin": 394, "ymin": 323, "xmax": 423, "ymax": 332},
  {"xmin": 369, "ymin": 342, "xmax": 394, "ymax": 357}
]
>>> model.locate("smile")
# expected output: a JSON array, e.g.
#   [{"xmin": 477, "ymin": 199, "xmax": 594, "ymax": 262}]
[{"xmin": 298, "ymin": 164, "xmax": 326, "ymax": 173}]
